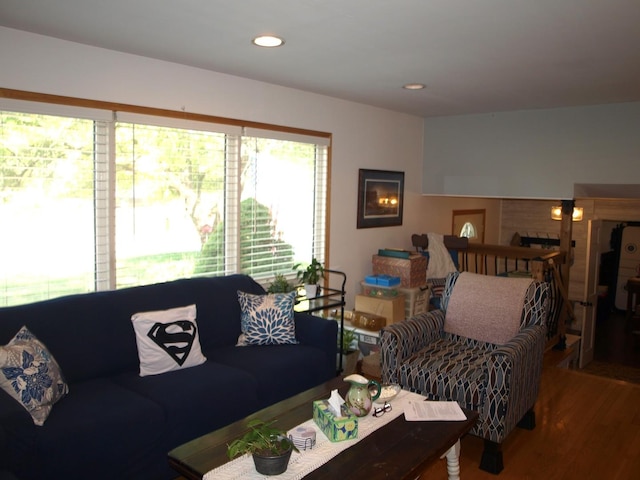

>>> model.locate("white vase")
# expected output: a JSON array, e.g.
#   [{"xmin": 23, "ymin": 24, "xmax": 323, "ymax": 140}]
[{"xmin": 304, "ymin": 284, "xmax": 318, "ymax": 298}]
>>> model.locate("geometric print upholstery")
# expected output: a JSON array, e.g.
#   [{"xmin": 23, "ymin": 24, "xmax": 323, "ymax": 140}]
[
  {"xmin": 381, "ymin": 272, "xmax": 550, "ymax": 444},
  {"xmin": 399, "ymin": 336, "xmax": 493, "ymax": 410}
]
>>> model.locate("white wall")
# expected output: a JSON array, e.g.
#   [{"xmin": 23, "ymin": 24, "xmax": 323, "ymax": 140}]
[
  {"xmin": 423, "ymin": 103, "xmax": 640, "ymax": 199},
  {"xmin": 0, "ymin": 27, "xmax": 429, "ymax": 308}
]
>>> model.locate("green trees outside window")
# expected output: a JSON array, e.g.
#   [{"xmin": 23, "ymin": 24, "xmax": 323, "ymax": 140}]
[{"xmin": 0, "ymin": 107, "xmax": 326, "ymax": 307}]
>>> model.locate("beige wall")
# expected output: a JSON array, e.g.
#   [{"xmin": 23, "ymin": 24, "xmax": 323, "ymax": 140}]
[{"xmin": 417, "ymin": 196, "xmax": 502, "ymax": 244}]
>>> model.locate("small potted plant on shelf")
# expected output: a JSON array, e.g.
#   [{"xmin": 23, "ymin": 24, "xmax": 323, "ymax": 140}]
[
  {"xmin": 340, "ymin": 327, "xmax": 360, "ymax": 375},
  {"xmin": 294, "ymin": 257, "xmax": 325, "ymax": 298},
  {"xmin": 227, "ymin": 419, "xmax": 298, "ymax": 476},
  {"xmin": 266, "ymin": 273, "xmax": 294, "ymax": 294}
]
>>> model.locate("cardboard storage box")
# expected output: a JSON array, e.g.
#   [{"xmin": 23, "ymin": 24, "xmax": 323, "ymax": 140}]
[
  {"xmin": 355, "ymin": 294, "xmax": 405, "ymax": 324},
  {"xmin": 372, "ymin": 254, "xmax": 427, "ymax": 288},
  {"xmin": 312, "ymin": 400, "xmax": 358, "ymax": 442}
]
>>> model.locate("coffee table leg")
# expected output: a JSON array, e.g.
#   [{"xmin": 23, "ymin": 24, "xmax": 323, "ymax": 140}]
[{"xmin": 443, "ymin": 439, "xmax": 461, "ymax": 480}]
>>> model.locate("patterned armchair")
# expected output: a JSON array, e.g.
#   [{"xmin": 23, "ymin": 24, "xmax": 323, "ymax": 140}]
[{"xmin": 380, "ymin": 271, "xmax": 549, "ymax": 474}]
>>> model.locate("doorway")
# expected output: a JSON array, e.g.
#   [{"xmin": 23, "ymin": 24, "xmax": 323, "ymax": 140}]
[
  {"xmin": 452, "ymin": 209, "xmax": 485, "ymax": 244},
  {"xmin": 593, "ymin": 221, "xmax": 640, "ymax": 369}
]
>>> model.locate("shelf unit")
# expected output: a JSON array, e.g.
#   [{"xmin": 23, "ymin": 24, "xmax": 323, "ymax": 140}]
[{"xmin": 293, "ymin": 269, "xmax": 346, "ymax": 374}]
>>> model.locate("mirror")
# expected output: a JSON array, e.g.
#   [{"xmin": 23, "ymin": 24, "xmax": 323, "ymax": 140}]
[{"xmin": 452, "ymin": 209, "xmax": 485, "ymax": 244}]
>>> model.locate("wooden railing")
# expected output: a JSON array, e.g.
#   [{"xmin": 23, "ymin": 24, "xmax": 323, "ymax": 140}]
[{"xmin": 456, "ymin": 244, "xmax": 571, "ymax": 350}]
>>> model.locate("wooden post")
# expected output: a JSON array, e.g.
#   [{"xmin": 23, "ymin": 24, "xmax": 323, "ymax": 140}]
[{"xmin": 556, "ymin": 199, "xmax": 575, "ymax": 348}]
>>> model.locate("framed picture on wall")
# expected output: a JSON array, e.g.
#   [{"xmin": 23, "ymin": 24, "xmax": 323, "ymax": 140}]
[{"xmin": 357, "ymin": 169, "xmax": 405, "ymax": 228}]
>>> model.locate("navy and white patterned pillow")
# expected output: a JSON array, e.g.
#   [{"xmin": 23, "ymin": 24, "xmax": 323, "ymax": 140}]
[
  {"xmin": 237, "ymin": 291, "xmax": 298, "ymax": 346},
  {"xmin": 0, "ymin": 326, "xmax": 69, "ymax": 426}
]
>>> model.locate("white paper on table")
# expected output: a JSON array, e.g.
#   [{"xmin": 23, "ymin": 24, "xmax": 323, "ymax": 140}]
[{"xmin": 404, "ymin": 401, "xmax": 467, "ymax": 421}]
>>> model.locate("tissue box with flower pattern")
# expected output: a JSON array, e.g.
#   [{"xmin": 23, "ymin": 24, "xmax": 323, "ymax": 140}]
[{"xmin": 312, "ymin": 400, "xmax": 358, "ymax": 442}]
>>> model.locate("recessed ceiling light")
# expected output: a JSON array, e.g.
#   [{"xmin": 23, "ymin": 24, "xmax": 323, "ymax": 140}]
[
  {"xmin": 403, "ymin": 83, "xmax": 426, "ymax": 90},
  {"xmin": 252, "ymin": 35, "xmax": 285, "ymax": 47}
]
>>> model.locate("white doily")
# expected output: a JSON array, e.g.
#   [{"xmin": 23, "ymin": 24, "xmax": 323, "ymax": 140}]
[{"xmin": 204, "ymin": 390, "xmax": 426, "ymax": 480}]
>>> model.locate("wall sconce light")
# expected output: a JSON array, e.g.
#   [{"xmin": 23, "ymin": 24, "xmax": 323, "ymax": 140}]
[{"xmin": 551, "ymin": 206, "xmax": 583, "ymax": 221}]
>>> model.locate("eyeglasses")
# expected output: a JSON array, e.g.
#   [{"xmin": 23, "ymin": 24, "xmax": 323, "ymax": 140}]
[{"xmin": 372, "ymin": 401, "xmax": 392, "ymax": 417}]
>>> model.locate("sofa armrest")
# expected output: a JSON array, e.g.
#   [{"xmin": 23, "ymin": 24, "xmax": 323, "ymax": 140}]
[
  {"xmin": 294, "ymin": 313, "xmax": 338, "ymax": 377},
  {"xmin": 380, "ymin": 310, "xmax": 445, "ymax": 384},
  {"xmin": 483, "ymin": 324, "xmax": 547, "ymax": 442}
]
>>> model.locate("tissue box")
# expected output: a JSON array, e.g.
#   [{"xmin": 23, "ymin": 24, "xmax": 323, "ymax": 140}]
[{"xmin": 312, "ymin": 400, "xmax": 358, "ymax": 442}]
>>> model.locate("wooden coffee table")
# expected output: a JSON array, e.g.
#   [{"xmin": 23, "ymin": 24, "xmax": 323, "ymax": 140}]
[{"xmin": 168, "ymin": 376, "xmax": 478, "ymax": 480}]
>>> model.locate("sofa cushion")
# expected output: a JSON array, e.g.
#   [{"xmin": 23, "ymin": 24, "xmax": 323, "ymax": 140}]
[
  {"xmin": 0, "ymin": 326, "xmax": 68, "ymax": 426},
  {"xmin": 180, "ymin": 275, "xmax": 267, "ymax": 349},
  {"xmin": 399, "ymin": 337, "xmax": 491, "ymax": 410},
  {"xmin": 113, "ymin": 361, "xmax": 260, "ymax": 448},
  {"xmin": 0, "ymin": 275, "xmax": 268, "ymax": 384},
  {"xmin": 236, "ymin": 291, "xmax": 298, "ymax": 346},
  {"xmin": 207, "ymin": 344, "xmax": 330, "ymax": 408},
  {"xmin": 131, "ymin": 304, "xmax": 207, "ymax": 376},
  {"xmin": 2, "ymin": 378, "xmax": 165, "ymax": 480}
]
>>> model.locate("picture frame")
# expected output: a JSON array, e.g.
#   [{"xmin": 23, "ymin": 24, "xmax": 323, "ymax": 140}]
[{"xmin": 357, "ymin": 169, "xmax": 405, "ymax": 228}]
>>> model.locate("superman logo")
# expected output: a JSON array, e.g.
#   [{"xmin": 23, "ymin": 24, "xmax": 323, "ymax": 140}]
[{"xmin": 147, "ymin": 320, "xmax": 197, "ymax": 366}]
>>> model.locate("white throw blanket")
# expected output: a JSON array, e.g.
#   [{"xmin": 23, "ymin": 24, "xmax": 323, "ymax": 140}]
[{"xmin": 426, "ymin": 232, "xmax": 458, "ymax": 278}]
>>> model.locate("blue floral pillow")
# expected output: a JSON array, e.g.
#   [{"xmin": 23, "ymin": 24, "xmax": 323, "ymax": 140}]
[
  {"xmin": 0, "ymin": 326, "xmax": 69, "ymax": 426},
  {"xmin": 237, "ymin": 291, "xmax": 298, "ymax": 346}
]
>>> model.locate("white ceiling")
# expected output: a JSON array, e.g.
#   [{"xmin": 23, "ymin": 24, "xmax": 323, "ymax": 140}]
[{"xmin": 1, "ymin": 0, "xmax": 640, "ymax": 117}]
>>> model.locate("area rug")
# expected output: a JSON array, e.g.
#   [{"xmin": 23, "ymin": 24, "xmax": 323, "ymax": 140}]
[{"xmin": 580, "ymin": 361, "xmax": 640, "ymax": 385}]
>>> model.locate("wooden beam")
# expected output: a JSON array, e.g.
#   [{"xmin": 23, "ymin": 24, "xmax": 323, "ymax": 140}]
[{"xmin": 556, "ymin": 199, "xmax": 575, "ymax": 344}]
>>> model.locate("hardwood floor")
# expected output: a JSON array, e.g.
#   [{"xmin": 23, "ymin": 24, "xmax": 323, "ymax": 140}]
[
  {"xmin": 174, "ymin": 362, "xmax": 639, "ymax": 480},
  {"xmin": 594, "ymin": 309, "xmax": 640, "ymax": 368},
  {"xmin": 418, "ymin": 365, "xmax": 640, "ymax": 479},
  {"xmin": 174, "ymin": 321, "xmax": 640, "ymax": 480}
]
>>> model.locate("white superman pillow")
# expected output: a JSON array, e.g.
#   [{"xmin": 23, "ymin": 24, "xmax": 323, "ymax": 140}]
[{"xmin": 131, "ymin": 304, "xmax": 206, "ymax": 377}]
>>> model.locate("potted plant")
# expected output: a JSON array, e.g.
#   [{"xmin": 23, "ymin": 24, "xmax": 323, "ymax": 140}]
[
  {"xmin": 294, "ymin": 258, "xmax": 325, "ymax": 298},
  {"xmin": 227, "ymin": 419, "xmax": 298, "ymax": 476},
  {"xmin": 340, "ymin": 327, "xmax": 359, "ymax": 375},
  {"xmin": 266, "ymin": 274, "xmax": 294, "ymax": 294}
]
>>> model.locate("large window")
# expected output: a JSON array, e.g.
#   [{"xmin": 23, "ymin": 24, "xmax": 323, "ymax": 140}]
[{"xmin": 0, "ymin": 100, "xmax": 329, "ymax": 307}]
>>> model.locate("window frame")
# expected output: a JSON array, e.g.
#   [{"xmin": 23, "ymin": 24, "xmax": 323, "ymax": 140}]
[{"xmin": 0, "ymin": 88, "xmax": 332, "ymax": 304}]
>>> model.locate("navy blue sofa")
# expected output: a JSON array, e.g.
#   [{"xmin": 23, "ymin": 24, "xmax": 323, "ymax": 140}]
[{"xmin": 0, "ymin": 274, "xmax": 337, "ymax": 480}]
